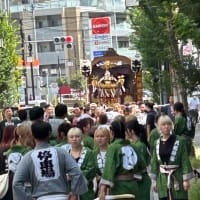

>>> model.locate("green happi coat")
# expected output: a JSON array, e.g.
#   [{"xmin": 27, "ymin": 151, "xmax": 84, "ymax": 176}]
[
  {"xmin": 101, "ymin": 139, "xmax": 146, "ymax": 200},
  {"xmin": 93, "ymin": 147, "xmax": 106, "ymax": 176},
  {"xmin": 151, "ymin": 135, "xmax": 193, "ymax": 199},
  {"xmin": 6, "ymin": 145, "xmax": 32, "ymax": 172},
  {"xmin": 93, "ymin": 148, "xmax": 107, "ymax": 197},
  {"xmin": 149, "ymin": 127, "xmax": 160, "ymax": 155},
  {"xmin": 56, "ymin": 139, "xmax": 68, "ymax": 147},
  {"xmin": 82, "ymin": 135, "xmax": 94, "ymax": 149},
  {"xmin": 73, "ymin": 146, "xmax": 97, "ymax": 200},
  {"xmin": 174, "ymin": 115, "xmax": 192, "ymax": 155},
  {"xmin": 133, "ymin": 140, "xmax": 151, "ymax": 200},
  {"xmin": 5, "ymin": 145, "xmax": 32, "ymax": 199},
  {"xmin": 174, "ymin": 115, "xmax": 187, "ymax": 136}
]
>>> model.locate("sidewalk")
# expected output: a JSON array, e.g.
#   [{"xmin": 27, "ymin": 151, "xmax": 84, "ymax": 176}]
[
  {"xmin": 193, "ymin": 123, "xmax": 200, "ymax": 157},
  {"xmin": 194, "ymin": 123, "xmax": 200, "ymax": 141}
]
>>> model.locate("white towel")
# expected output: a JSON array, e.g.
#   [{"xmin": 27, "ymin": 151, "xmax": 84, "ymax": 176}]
[{"xmin": 37, "ymin": 194, "xmax": 68, "ymax": 200}]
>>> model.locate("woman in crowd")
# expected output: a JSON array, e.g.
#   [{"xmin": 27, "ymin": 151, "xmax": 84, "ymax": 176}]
[
  {"xmin": 173, "ymin": 102, "xmax": 192, "ymax": 155},
  {"xmin": 93, "ymin": 126, "xmax": 110, "ymax": 195},
  {"xmin": 151, "ymin": 115, "xmax": 193, "ymax": 200},
  {"xmin": 125, "ymin": 117, "xmax": 151, "ymax": 200},
  {"xmin": 3, "ymin": 124, "xmax": 34, "ymax": 200},
  {"xmin": 0, "ymin": 125, "xmax": 16, "ymax": 170},
  {"xmin": 7, "ymin": 124, "xmax": 35, "ymax": 172},
  {"xmin": 98, "ymin": 120, "xmax": 146, "ymax": 200},
  {"xmin": 0, "ymin": 125, "xmax": 16, "ymax": 161},
  {"xmin": 77, "ymin": 118, "xmax": 94, "ymax": 149},
  {"xmin": 0, "ymin": 125, "xmax": 16, "ymax": 200},
  {"xmin": 67, "ymin": 127, "xmax": 97, "ymax": 200}
]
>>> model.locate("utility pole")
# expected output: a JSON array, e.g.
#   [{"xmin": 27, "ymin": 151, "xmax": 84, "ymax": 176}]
[
  {"xmin": 28, "ymin": 35, "xmax": 35, "ymax": 100},
  {"xmin": 58, "ymin": 55, "xmax": 62, "ymax": 103},
  {"xmin": 20, "ymin": 19, "xmax": 28, "ymax": 105}
]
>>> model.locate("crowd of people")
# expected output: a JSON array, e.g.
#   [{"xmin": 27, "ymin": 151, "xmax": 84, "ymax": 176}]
[{"xmin": 0, "ymin": 95, "xmax": 199, "ymax": 200}]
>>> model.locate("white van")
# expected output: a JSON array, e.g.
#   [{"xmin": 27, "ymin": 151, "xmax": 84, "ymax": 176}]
[{"xmin": 19, "ymin": 99, "xmax": 47, "ymax": 107}]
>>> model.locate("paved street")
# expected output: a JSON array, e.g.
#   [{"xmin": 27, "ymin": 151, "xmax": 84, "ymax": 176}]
[
  {"xmin": 193, "ymin": 123, "xmax": 200, "ymax": 157},
  {"xmin": 194, "ymin": 123, "xmax": 200, "ymax": 146}
]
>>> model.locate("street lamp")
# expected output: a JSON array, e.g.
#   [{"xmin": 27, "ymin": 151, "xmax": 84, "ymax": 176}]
[
  {"xmin": 132, "ymin": 59, "xmax": 142, "ymax": 72},
  {"xmin": 81, "ymin": 65, "xmax": 91, "ymax": 77},
  {"xmin": 27, "ymin": 35, "xmax": 35, "ymax": 100},
  {"xmin": 132, "ymin": 59, "xmax": 142, "ymax": 102},
  {"xmin": 80, "ymin": 60, "xmax": 91, "ymax": 103}
]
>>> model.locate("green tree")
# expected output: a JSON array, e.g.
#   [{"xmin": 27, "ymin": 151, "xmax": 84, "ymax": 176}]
[
  {"xmin": 70, "ymin": 72, "xmax": 85, "ymax": 91},
  {"xmin": 0, "ymin": 14, "xmax": 21, "ymax": 107},
  {"xmin": 128, "ymin": 1, "xmax": 200, "ymax": 108},
  {"xmin": 57, "ymin": 77, "xmax": 69, "ymax": 87},
  {"xmin": 177, "ymin": 0, "xmax": 200, "ymax": 47}
]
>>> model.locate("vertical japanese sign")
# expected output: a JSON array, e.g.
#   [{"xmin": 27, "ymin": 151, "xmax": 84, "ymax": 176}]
[
  {"xmin": 136, "ymin": 71, "xmax": 143, "ymax": 102},
  {"xmin": 90, "ymin": 17, "xmax": 112, "ymax": 58}
]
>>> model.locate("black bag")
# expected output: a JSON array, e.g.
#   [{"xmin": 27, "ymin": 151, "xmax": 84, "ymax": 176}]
[
  {"xmin": 186, "ymin": 116, "xmax": 195, "ymax": 138},
  {"xmin": 0, "ymin": 171, "xmax": 9, "ymax": 199}
]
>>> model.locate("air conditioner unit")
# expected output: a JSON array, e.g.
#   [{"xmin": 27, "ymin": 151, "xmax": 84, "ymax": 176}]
[
  {"xmin": 42, "ymin": 69, "xmax": 48, "ymax": 73},
  {"xmin": 50, "ymin": 69, "xmax": 57, "ymax": 74}
]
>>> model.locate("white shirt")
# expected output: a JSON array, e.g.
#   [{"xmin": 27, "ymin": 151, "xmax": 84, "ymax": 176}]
[{"xmin": 189, "ymin": 97, "xmax": 199, "ymax": 110}]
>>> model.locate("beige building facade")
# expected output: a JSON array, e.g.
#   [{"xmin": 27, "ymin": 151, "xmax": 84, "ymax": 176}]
[{"xmin": 3, "ymin": 0, "xmax": 138, "ymax": 103}]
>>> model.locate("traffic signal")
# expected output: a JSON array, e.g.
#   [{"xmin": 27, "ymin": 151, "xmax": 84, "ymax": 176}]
[
  {"xmin": 53, "ymin": 36, "xmax": 73, "ymax": 48},
  {"xmin": 28, "ymin": 35, "xmax": 32, "ymax": 56},
  {"xmin": 65, "ymin": 35, "xmax": 73, "ymax": 48},
  {"xmin": 53, "ymin": 36, "xmax": 66, "ymax": 44}
]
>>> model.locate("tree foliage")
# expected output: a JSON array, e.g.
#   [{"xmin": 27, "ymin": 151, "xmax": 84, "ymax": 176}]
[
  {"xmin": 57, "ymin": 77, "xmax": 69, "ymax": 87},
  {"xmin": 0, "ymin": 14, "xmax": 21, "ymax": 107},
  {"xmin": 127, "ymin": 0, "xmax": 200, "ymax": 106},
  {"xmin": 70, "ymin": 72, "xmax": 85, "ymax": 91}
]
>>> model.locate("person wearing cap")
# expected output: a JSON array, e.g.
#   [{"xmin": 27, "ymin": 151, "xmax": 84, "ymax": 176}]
[
  {"xmin": 90, "ymin": 103, "xmax": 97, "ymax": 109},
  {"xmin": 90, "ymin": 103, "xmax": 97, "ymax": 119},
  {"xmin": 188, "ymin": 95, "xmax": 199, "ymax": 124},
  {"xmin": 13, "ymin": 120, "xmax": 88, "ymax": 200}
]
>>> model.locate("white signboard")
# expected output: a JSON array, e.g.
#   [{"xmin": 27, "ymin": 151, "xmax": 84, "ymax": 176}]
[
  {"xmin": 125, "ymin": 0, "xmax": 139, "ymax": 7},
  {"xmin": 90, "ymin": 17, "xmax": 112, "ymax": 58}
]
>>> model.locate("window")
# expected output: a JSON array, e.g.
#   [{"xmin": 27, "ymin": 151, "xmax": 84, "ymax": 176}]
[
  {"xmin": 116, "ymin": 17, "xmax": 126, "ymax": 24},
  {"xmin": 47, "ymin": 15, "xmax": 62, "ymax": 27},
  {"xmin": 22, "ymin": 0, "xmax": 29, "ymax": 4},
  {"xmin": 37, "ymin": 42, "xmax": 55, "ymax": 53},
  {"xmin": 118, "ymin": 41, "xmax": 129, "ymax": 48},
  {"xmin": 37, "ymin": 21, "xmax": 43, "ymax": 28},
  {"xmin": 36, "ymin": 16, "xmax": 48, "ymax": 28}
]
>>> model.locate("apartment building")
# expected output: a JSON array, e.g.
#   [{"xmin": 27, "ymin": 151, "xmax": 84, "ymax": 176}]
[{"xmin": 4, "ymin": 0, "xmax": 137, "ymax": 103}]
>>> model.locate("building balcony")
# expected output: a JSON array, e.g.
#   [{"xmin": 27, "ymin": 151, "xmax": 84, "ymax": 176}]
[
  {"xmin": 36, "ymin": 26, "xmax": 63, "ymax": 41},
  {"xmin": 38, "ymin": 51, "xmax": 65, "ymax": 65},
  {"xmin": 9, "ymin": 1, "xmax": 80, "ymax": 13},
  {"xmin": 111, "ymin": 23, "xmax": 132, "ymax": 37}
]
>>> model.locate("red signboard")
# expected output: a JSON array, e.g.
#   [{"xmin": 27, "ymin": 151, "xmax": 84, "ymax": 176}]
[
  {"xmin": 92, "ymin": 17, "xmax": 110, "ymax": 35},
  {"xmin": 59, "ymin": 86, "xmax": 71, "ymax": 94}
]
